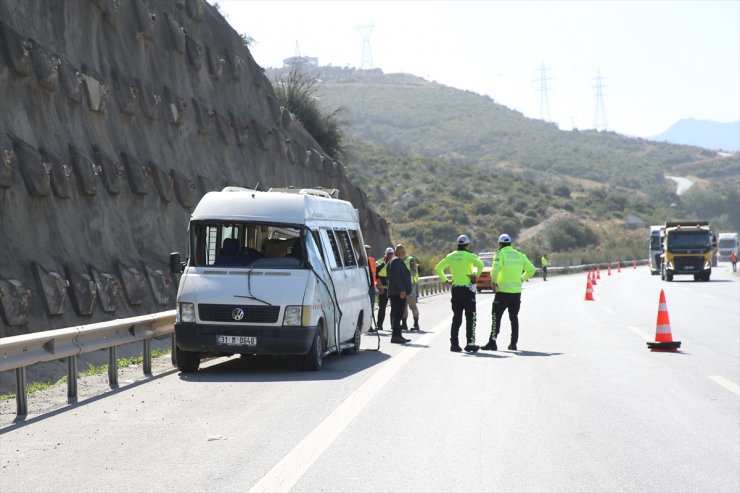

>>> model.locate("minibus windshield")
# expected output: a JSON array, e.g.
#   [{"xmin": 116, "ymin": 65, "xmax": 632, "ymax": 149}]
[{"xmin": 190, "ymin": 221, "xmax": 306, "ymax": 269}]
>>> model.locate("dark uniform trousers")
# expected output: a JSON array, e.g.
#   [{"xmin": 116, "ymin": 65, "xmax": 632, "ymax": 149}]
[
  {"xmin": 377, "ymin": 279, "xmax": 389, "ymax": 328},
  {"xmin": 450, "ymin": 286, "xmax": 477, "ymax": 345},
  {"xmin": 389, "ymin": 294, "xmax": 406, "ymax": 337},
  {"xmin": 492, "ymin": 292, "xmax": 521, "ymax": 345}
]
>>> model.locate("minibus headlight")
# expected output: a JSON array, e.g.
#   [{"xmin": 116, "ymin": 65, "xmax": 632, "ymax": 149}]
[
  {"xmin": 180, "ymin": 302, "xmax": 195, "ymax": 323},
  {"xmin": 284, "ymin": 306, "xmax": 302, "ymax": 326}
]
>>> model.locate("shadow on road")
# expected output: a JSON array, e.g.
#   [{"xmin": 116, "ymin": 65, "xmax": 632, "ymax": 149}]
[
  {"xmin": 180, "ymin": 347, "xmax": 391, "ymax": 384},
  {"xmin": 1, "ymin": 367, "xmax": 180, "ymax": 433}
]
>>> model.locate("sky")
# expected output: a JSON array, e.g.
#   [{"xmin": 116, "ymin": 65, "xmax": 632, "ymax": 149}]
[{"xmin": 216, "ymin": 0, "xmax": 740, "ymax": 138}]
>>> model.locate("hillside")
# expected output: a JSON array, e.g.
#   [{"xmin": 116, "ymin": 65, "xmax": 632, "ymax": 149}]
[{"xmin": 268, "ymin": 66, "xmax": 740, "ymax": 267}]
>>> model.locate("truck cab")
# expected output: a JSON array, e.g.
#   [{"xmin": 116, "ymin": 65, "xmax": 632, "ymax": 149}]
[{"xmin": 660, "ymin": 221, "xmax": 716, "ymax": 282}]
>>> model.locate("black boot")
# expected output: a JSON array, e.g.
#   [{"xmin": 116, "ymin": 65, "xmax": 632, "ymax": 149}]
[
  {"xmin": 412, "ymin": 318, "xmax": 420, "ymax": 331},
  {"xmin": 481, "ymin": 339, "xmax": 497, "ymax": 351},
  {"xmin": 401, "ymin": 319, "xmax": 409, "ymax": 331},
  {"xmin": 391, "ymin": 331, "xmax": 410, "ymax": 344}
]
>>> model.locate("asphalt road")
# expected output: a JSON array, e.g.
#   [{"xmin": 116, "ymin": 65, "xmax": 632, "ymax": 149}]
[{"xmin": 1, "ymin": 264, "xmax": 738, "ymax": 492}]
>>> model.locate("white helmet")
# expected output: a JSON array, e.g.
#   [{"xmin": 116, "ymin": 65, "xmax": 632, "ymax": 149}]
[
  {"xmin": 385, "ymin": 247, "xmax": 395, "ymax": 255},
  {"xmin": 457, "ymin": 234, "xmax": 470, "ymax": 245},
  {"xmin": 498, "ymin": 233, "xmax": 512, "ymax": 244}
]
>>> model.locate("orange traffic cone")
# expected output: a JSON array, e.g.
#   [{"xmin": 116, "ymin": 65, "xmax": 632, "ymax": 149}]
[
  {"xmin": 590, "ymin": 269, "xmax": 597, "ymax": 285},
  {"xmin": 617, "ymin": 262, "xmax": 621, "ymax": 273},
  {"xmin": 633, "ymin": 260, "xmax": 637, "ymax": 269},
  {"xmin": 608, "ymin": 263, "xmax": 612, "ymax": 276},
  {"xmin": 584, "ymin": 280, "xmax": 594, "ymax": 301},
  {"xmin": 647, "ymin": 289, "xmax": 681, "ymax": 352},
  {"xmin": 596, "ymin": 266, "xmax": 601, "ymax": 280}
]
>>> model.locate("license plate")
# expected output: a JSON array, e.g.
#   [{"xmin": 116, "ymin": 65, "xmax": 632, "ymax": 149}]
[
  {"xmin": 217, "ymin": 335, "xmax": 257, "ymax": 346},
  {"xmin": 685, "ymin": 266, "xmax": 694, "ymax": 270}
]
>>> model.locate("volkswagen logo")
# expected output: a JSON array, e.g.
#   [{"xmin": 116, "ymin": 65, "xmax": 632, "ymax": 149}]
[{"xmin": 231, "ymin": 307, "xmax": 245, "ymax": 321}]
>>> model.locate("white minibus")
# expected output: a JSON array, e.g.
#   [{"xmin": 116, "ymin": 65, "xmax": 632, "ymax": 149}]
[{"xmin": 169, "ymin": 187, "xmax": 372, "ymax": 372}]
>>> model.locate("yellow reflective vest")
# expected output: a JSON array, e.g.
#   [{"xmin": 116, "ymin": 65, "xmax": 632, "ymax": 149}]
[
  {"xmin": 492, "ymin": 246, "xmax": 535, "ymax": 293},
  {"xmin": 403, "ymin": 256, "xmax": 419, "ymax": 285},
  {"xmin": 435, "ymin": 249, "xmax": 484, "ymax": 286}
]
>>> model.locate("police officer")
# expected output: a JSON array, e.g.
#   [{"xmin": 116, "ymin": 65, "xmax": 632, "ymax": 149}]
[
  {"xmin": 481, "ymin": 234, "xmax": 536, "ymax": 351},
  {"xmin": 541, "ymin": 254, "xmax": 549, "ymax": 281},
  {"xmin": 435, "ymin": 234, "xmax": 485, "ymax": 353},
  {"xmin": 375, "ymin": 247, "xmax": 394, "ymax": 331}
]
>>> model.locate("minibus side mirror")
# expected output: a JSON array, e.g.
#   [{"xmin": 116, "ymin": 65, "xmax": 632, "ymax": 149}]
[{"xmin": 169, "ymin": 252, "xmax": 184, "ymax": 273}]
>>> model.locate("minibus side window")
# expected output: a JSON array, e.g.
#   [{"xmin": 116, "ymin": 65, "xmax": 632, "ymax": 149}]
[
  {"xmin": 319, "ymin": 228, "xmax": 343, "ymax": 270},
  {"xmin": 348, "ymin": 229, "xmax": 366, "ymax": 267},
  {"xmin": 335, "ymin": 229, "xmax": 357, "ymax": 268}
]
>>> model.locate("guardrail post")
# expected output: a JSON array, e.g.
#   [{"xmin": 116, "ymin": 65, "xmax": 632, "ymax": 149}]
[
  {"xmin": 171, "ymin": 334, "xmax": 177, "ymax": 366},
  {"xmin": 143, "ymin": 338, "xmax": 152, "ymax": 375},
  {"xmin": 67, "ymin": 355, "xmax": 78, "ymax": 400},
  {"xmin": 108, "ymin": 346, "xmax": 118, "ymax": 387},
  {"xmin": 15, "ymin": 367, "xmax": 27, "ymax": 416}
]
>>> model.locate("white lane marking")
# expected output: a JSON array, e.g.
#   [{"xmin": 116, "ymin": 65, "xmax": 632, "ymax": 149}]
[
  {"xmin": 628, "ymin": 325, "xmax": 653, "ymax": 341},
  {"xmin": 249, "ymin": 319, "xmax": 449, "ymax": 493},
  {"xmin": 601, "ymin": 306, "xmax": 615, "ymax": 314},
  {"xmin": 708, "ymin": 376, "xmax": 740, "ymax": 396}
]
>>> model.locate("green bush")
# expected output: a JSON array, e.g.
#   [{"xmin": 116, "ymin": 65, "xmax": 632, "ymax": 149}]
[
  {"xmin": 272, "ymin": 66, "xmax": 344, "ymax": 159},
  {"xmin": 548, "ymin": 218, "xmax": 598, "ymax": 251}
]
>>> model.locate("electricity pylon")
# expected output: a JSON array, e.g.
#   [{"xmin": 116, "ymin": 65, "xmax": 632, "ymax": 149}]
[
  {"xmin": 357, "ymin": 24, "xmax": 374, "ymax": 69},
  {"xmin": 535, "ymin": 61, "xmax": 553, "ymax": 122},
  {"xmin": 592, "ymin": 68, "xmax": 608, "ymax": 131}
]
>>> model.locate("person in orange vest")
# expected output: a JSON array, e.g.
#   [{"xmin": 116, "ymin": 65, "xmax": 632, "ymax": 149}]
[
  {"xmin": 731, "ymin": 251, "xmax": 737, "ymax": 272},
  {"xmin": 375, "ymin": 247, "xmax": 395, "ymax": 331},
  {"xmin": 365, "ymin": 245, "xmax": 379, "ymax": 332}
]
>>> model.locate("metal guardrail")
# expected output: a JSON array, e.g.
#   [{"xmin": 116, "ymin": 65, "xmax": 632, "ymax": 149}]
[
  {"xmin": 417, "ymin": 275, "xmax": 452, "ymax": 297},
  {"xmin": 0, "ymin": 310, "xmax": 176, "ymax": 416},
  {"xmin": 1, "ymin": 259, "xmax": 647, "ymax": 416}
]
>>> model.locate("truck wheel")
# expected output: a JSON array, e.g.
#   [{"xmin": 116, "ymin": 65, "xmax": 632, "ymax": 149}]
[
  {"xmin": 666, "ymin": 271, "xmax": 673, "ymax": 282},
  {"xmin": 302, "ymin": 329, "xmax": 324, "ymax": 371},
  {"xmin": 175, "ymin": 345, "xmax": 201, "ymax": 373}
]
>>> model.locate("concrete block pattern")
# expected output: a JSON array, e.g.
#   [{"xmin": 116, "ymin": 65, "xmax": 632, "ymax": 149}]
[{"xmin": 0, "ymin": 0, "xmax": 390, "ymax": 339}]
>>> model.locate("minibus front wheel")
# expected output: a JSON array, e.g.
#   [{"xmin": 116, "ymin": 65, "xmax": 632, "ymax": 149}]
[
  {"xmin": 302, "ymin": 325, "xmax": 324, "ymax": 371},
  {"xmin": 176, "ymin": 344, "xmax": 201, "ymax": 373}
]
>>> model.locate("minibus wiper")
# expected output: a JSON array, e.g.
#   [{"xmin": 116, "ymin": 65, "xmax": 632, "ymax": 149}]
[{"xmin": 234, "ymin": 267, "xmax": 271, "ymax": 305}]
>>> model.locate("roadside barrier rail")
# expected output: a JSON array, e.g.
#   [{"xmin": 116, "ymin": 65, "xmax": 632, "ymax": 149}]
[
  {"xmin": 0, "ymin": 310, "xmax": 176, "ymax": 416},
  {"xmin": 417, "ymin": 275, "xmax": 451, "ymax": 297},
  {"xmin": 1, "ymin": 259, "xmax": 647, "ymax": 416}
]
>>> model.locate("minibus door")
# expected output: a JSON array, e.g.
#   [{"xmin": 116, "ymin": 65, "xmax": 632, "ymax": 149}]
[{"xmin": 306, "ymin": 231, "xmax": 340, "ymax": 353}]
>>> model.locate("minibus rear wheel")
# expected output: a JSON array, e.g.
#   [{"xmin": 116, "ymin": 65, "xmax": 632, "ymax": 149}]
[{"xmin": 343, "ymin": 314, "xmax": 363, "ymax": 355}]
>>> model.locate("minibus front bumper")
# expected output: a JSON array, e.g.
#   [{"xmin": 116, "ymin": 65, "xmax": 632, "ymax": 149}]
[{"xmin": 175, "ymin": 322, "xmax": 318, "ymax": 355}]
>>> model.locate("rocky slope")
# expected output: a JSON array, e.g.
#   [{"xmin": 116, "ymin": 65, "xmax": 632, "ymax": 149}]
[{"xmin": 0, "ymin": 0, "xmax": 389, "ymax": 339}]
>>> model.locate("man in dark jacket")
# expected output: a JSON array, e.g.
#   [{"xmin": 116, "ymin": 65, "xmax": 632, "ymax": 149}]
[{"xmin": 387, "ymin": 244, "xmax": 413, "ymax": 344}]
